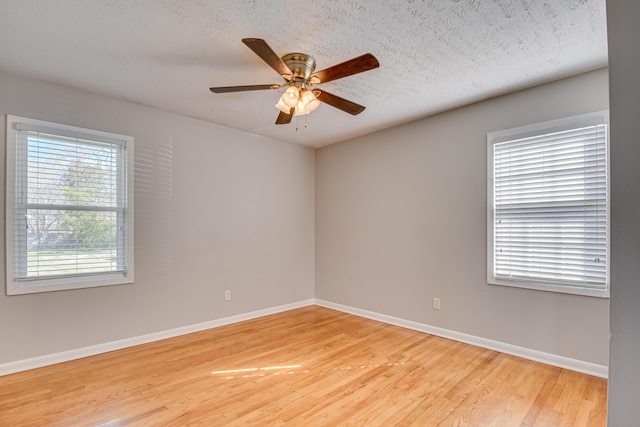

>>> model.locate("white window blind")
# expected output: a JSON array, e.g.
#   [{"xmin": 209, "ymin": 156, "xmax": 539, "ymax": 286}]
[
  {"xmin": 488, "ymin": 112, "xmax": 609, "ymax": 297},
  {"xmin": 6, "ymin": 115, "xmax": 134, "ymax": 295}
]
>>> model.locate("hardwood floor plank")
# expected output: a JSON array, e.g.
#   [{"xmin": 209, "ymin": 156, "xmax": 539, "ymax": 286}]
[{"xmin": 0, "ymin": 306, "xmax": 607, "ymax": 426}]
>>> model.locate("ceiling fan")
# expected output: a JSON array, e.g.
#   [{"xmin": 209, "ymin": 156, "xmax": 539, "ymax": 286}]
[{"xmin": 210, "ymin": 38, "xmax": 380, "ymax": 125}]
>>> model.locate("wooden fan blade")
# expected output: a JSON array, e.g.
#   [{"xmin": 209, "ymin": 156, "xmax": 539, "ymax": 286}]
[
  {"xmin": 315, "ymin": 90, "xmax": 366, "ymax": 115},
  {"xmin": 242, "ymin": 38, "xmax": 293, "ymax": 78},
  {"xmin": 210, "ymin": 84, "xmax": 280, "ymax": 93},
  {"xmin": 276, "ymin": 108, "xmax": 295, "ymax": 125},
  {"xmin": 311, "ymin": 53, "xmax": 379, "ymax": 84}
]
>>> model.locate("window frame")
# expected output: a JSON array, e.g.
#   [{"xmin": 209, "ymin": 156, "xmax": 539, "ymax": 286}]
[
  {"xmin": 487, "ymin": 111, "xmax": 610, "ymax": 298},
  {"xmin": 5, "ymin": 115, "xmax": 134, "ymax": 295}
]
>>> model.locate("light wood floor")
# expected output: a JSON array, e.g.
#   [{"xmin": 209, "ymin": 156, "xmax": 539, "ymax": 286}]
[{"xmin": 0, "ymin": 306, "xmax": 607, "ymax": 426}]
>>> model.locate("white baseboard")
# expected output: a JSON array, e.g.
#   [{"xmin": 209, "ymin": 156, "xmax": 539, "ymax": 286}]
[
  {"xmin": 1, "ymin": 298, "xmax": 608, "ymax": 379},
  {"xmin": 0, "ymin": 299, "xmax": 315, "ymax": 377},
  {"xmin": 315, "ymin": 299, "xmax": 608, "ymax": 379}
]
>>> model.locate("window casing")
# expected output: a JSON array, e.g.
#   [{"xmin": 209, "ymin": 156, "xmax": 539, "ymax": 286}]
[
  {"xmin": 487, "ymin": 111, "xmax": 609, "ymax": 298},
  {"xmin": 5, "ymin": 115, "xmax": 134, "ymax": 295}
]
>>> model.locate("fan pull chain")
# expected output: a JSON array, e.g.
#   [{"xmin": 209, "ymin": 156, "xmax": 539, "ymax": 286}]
[{"xmin": 294, "ymin": 114, "xmax": 309, "ymax": 131}]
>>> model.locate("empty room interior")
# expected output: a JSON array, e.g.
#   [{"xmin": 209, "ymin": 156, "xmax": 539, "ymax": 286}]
[{"xmin": 0, "ymin": 1, "xmax": 639, "ymax": 425}]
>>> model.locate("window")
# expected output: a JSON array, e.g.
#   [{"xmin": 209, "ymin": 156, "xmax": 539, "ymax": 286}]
[
  {"xmin": 487, "ymin": 111, "xmax": 609, "ymax": 297},
  {"xmin": 5, "ymin": 115, "xmax": 134, "ymax": 295}
]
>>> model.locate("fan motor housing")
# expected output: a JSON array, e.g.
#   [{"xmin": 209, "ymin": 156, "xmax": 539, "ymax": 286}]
[{"xmin": 281, "ymin": 53, "xmax": 316, "ymax": 80}]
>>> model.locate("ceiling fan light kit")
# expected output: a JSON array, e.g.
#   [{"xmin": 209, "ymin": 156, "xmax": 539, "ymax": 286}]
[{"xmin": 210, "ymin": 38, "xmax": 379, "ymax": 125}]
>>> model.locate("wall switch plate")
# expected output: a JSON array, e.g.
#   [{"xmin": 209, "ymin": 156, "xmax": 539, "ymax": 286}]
[
  {"xmin": 224, "ymin": 290, "xmax": 231, "ymax": 301},
  {"xmin": 433, "ymin": 297, "xmax": 441, "ymax": 310}
]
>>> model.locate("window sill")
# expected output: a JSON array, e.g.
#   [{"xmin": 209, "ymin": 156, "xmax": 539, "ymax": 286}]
[
  {"xmin": 488, "ymin": 277, "xmax": 609, "ymax": 298},
  {"xmin": 6, "ymin": 273, "xmax": 134, "ymax": 295}
]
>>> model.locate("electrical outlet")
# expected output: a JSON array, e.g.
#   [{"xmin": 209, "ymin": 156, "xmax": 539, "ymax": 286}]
[
  {"xmin": 433, "ymin": 297, "xmax": 441, "ymax": 310},
  {"xmin": 224, "ymin": 290, "xmax": 231, "ymax": 301}
]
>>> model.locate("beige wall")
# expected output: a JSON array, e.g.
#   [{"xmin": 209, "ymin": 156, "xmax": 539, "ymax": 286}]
[
  {"xmin": 0, "ymin": 71, "xmax": 315, "ymax": 365},
  {"xmin": 315, "ymin": 68, "xmax": 610, "ymax": 365}
]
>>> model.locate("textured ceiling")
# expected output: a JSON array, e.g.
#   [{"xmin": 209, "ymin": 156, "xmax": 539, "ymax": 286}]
[{"xmin": 0, "ymin": 0, "xmax": 607, "ymax": 147}]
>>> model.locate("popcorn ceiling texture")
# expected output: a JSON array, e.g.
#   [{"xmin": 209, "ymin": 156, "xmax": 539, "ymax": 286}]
[{"xmin": 0, "ymin": 0, "xmax": 607, "ymax": 147}]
